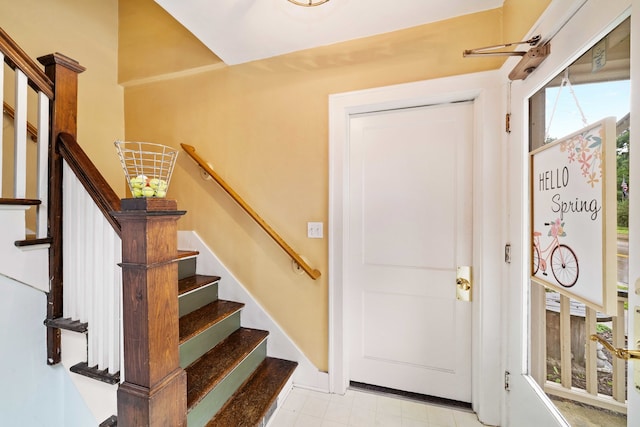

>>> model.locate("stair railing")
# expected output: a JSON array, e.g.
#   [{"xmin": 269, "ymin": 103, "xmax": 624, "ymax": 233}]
[
  {"xmin": 1, "ymin": 27, "xmax": 123, "ymax": 374},
  {"xmin": 1, "ymin": 27, "xmax": 61, "ymax": 363},
  {"xmin": 0, "ymin": 27, "xmax": 52, "ymax": 239},
  {"xmin": 58, "ymin": 132, "xmax": 122, "ymax": 377},
  {"xmin": 181, "ymin": 143, "xmax": 321, "ymax": 280}
]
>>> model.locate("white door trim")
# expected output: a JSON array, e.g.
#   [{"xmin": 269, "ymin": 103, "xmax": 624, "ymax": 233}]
[{"xmin": 328, "ymin": 70, "xmax": 504, "ymax": 425}]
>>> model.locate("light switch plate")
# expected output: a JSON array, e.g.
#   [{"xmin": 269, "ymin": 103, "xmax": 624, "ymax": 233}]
[{"xmin": 307, "ymin": 222, "xmax": 323, "ymax": 238}]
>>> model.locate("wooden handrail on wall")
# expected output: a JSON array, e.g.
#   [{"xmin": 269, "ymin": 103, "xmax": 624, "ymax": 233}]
[
  {"xmin": 3, "ymin": 101, "xmax": 38, "ymax": 141},
  {"xmin": 181, "ymin": 143, "xmax": 321, "ymax": 280}
]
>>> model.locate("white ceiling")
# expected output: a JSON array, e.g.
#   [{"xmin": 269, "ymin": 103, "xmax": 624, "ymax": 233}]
[{"xmin": 154, "ymin": 0, "xmax": 504, "ymax": 65}]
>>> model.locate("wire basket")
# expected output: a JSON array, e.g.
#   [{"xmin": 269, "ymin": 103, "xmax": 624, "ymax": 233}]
[{"xmin": 114, "ymin": 141, "xmax": 178, "ymax": 198}]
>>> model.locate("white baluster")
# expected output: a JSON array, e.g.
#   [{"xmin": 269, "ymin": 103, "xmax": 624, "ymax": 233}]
[
  {"xmin": 63, "ymin": 162, "xmax": 79, "ymax": 320},
  {"xmin": 93, "ymin": 207, "xmax": 104, "ymax": 369},
  {"xmin": 36, "ymin": 93, "xmax": 49, "ymax": 238},
  {"xmin": 13, "ymin": 70, "xmax": 28, "ymax": 198},
  {"xmin": 84, "ymin": 189, "xmax": 95, "ymax": 367},
  {"xmin": 63, "ymin": 162, "xmax": 73, "ymax": 319},
  {"xmin": 63, "ymin": 160, "xmax": 123, "ymax": 374},
  {"xmin": 113, "ymin": 240, "xmax": 122, "ymax": 375},
  {"xmin": 103, "ymin": 227, "xmax": 117, "ymax": 373},
  {"xmin": 106, "ymin": 225, "xmax": 121, "ymax": 374}
]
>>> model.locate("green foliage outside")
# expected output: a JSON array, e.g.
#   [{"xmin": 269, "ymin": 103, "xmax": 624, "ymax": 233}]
[
  {"xmin": 617, "ymin": 130, "xmax": 629, "ymax": 227},
  {"xmin": 617, "ymin": 199, "xmax": 629, "ymax": 227}
]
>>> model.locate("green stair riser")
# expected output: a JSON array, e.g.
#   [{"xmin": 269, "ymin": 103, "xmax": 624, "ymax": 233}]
[
  {"xmin": 178, "ymin": 257, "xmax": 197, "ymax": 280},
  {"xmin": 187, "ymin": 340, "xmax": 268, "ymax": 427},
  {"xmin": 180, "ymin": 311, "xmax": 241, "ymax": 368},
  {"xmin": 179, "ymin": 283, "xmax": 218, "ymax": 317}
]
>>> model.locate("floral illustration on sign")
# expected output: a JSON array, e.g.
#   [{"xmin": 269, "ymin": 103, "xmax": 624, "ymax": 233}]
[
  {"xmin": 559, "ymin": 127, "xmax": 603, "ymax": 188},
  {"xmin": 548, "ymin": 218, "xmax": 566, "ymax": 238}
]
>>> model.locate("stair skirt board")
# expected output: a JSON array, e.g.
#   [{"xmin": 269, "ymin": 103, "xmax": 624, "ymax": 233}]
[{"xmin": 187, "ymin": 338, "xmax": 268, "ymax": 427}]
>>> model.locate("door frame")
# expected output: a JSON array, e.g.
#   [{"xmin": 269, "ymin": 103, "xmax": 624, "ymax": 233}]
[{"xmin": 328, "ymin": 71, "xmax": 503, "ymax": 426}]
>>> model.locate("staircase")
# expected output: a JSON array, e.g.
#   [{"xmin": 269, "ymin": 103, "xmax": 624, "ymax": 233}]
[
  {"xmin": 57, "ymin": 224, "xmax": 298, "ymax": 426},
  {"xmin": 1, "ymin": 26, "xmax": 299, "ymax": 426},
  {"xmin": 177, "ymin": 251, "xmax": 297, "ymax": 426},
  {"xmin": 2, "ymin": 200, "xmax": 297, "ymax": 426}
]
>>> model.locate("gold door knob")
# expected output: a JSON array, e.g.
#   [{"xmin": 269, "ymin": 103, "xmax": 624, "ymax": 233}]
[
  {"xmin": 456, "ymin": 277, "xmax": 471, "ymax": 291},
  {"xmin": 456, "ymin": 266, "xmax": 472, "ymax": 302}
]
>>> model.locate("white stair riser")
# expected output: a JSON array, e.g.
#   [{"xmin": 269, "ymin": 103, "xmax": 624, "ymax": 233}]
[{"xmin": 0, "ymin": 207, "xmax": 49, "ymax": 292}]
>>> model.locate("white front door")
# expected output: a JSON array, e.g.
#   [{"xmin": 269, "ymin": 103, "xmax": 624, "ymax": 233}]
[{"xmin": 346, "ymin": 102, "xmax": 473, "ymax": 402}]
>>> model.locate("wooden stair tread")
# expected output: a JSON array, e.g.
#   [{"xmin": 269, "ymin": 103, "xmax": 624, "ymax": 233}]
[
  {"xmin": 186, "ymin": 327, "xmax": 269, "ymax": 409},
  {"xmin": 179, "ymin": 300, "xmax": 244, "ymax": 344},
  {"xmin": 44, "ymin": 317, "xmax": 88, "ymax": 333},
  {"xmin": 0, "ymin": 198, "xmax": 41, "ymax": 206},
  {"xmin": 206, "ymin": 357, "xmax": 298, "ymax": 427},
  {"xmin": 69, "ymin": 362, "xmax": 119, "ymax": 385},
  {"xmin": 178, "ymin": 274, "xmax": 220, "ymax": 296},
  {"xmin": 15, "ymin": 237, "xmax": 53, "ymax": 247}
]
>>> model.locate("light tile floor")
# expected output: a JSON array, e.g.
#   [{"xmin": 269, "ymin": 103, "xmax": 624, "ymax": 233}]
[{"xmin": 270, "ymin": 387, "xmax": 486, "ymax": 427}]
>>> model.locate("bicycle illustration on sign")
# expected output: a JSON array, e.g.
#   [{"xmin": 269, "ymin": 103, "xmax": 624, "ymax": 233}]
[{"xmin": 532, "ymin": 218, "xmax": 579, "ymax": 288}]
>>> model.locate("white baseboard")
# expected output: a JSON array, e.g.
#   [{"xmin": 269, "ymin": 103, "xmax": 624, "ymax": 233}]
[{"xmin": 178, "ymin": 230, "xmax": 329, "ymax": 392}]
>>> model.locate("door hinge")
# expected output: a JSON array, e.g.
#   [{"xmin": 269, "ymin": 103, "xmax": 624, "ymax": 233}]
[
  {"xmin": 505, "ymin": 243, "xmax": 511, "ymax": 263},
  {"xmin": 505, "ymin": 113, "xmax": 511, "ymax": 133},
  {"xmin": 505, "ymin": 371, "xmax": 511, "ymax": 391}
]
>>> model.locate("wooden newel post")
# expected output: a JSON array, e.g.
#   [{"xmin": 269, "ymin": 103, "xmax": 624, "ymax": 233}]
[
  {"xmin": 113, "ymin": 198, "xmax": 187, "ymax": 427},
  {"xmin": 38, "ymin": 53, "xmax": 86, "ymax": 365}
]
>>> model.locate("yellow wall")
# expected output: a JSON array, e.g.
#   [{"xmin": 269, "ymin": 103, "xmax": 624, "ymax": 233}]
[
  {"xmin": 118, "ymin": 0, "xmax": 221, "ymax": 83},
  {"xmin": 1, "ymin": 0, "xmax": 124, "ymax": 195},
  {"xmin": 0, "ymin": 0, "xmax": 551, "ymax": 372},
  {"xmin": 503, "ymin": 0, "xmax": 552, "ymax": 43},
  {"xmin": 121, "ymin": 1, "xmax": 549, "ymax": 371}
]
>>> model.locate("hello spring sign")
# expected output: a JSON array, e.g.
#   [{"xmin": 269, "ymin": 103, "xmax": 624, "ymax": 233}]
[{"xmin": 530, "ymin": 117, "xmax": 617, "ymax": 315}]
